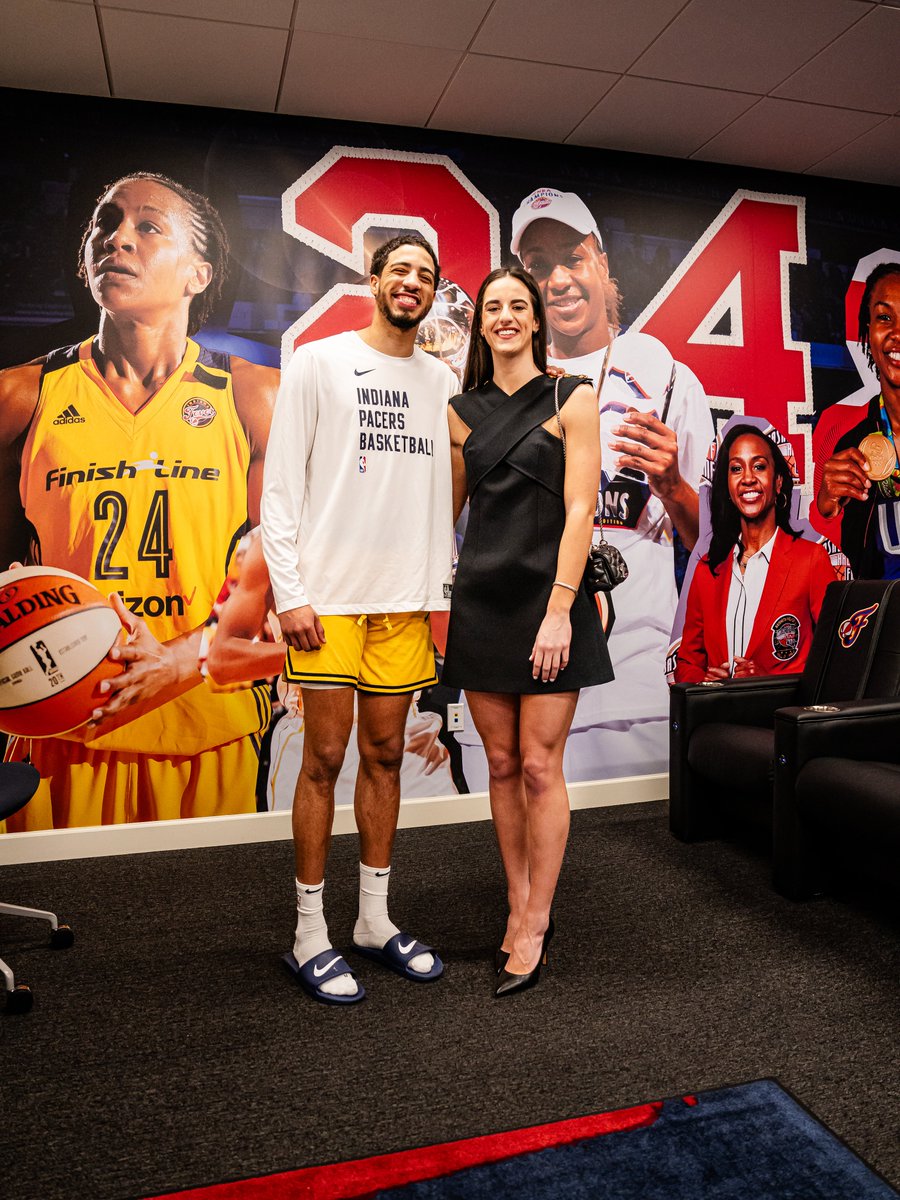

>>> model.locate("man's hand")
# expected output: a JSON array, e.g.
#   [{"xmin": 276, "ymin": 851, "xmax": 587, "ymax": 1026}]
[
  {"xmin": 817, "ymin": 446, "xmax": 870, "ymax": 519},
  {"xmin": 610, "ymin": 408, "xmax": 682, "ymax": 500},
  {"xmin": 277, "ymin": 604, "xmax": 326, "ymax": 652}
]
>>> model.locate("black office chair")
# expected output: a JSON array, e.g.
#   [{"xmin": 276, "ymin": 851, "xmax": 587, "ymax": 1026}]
[
  {"xmin": 669, "ymin": 579, "xmax": 900, "ymax": 866},
  {"xmin": 1, "ymin": 762, "xmax": 74, "ymax": 1013}
]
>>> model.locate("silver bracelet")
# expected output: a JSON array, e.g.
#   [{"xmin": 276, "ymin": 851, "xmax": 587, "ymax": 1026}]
[{"xmin": 552, "ymin": 579, "xmax": 577, "ymax": 593}]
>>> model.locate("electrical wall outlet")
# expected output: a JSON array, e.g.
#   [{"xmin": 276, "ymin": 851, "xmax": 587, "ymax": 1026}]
[{"xmin": 446, "ymin": 702, "xmax": 464, "ymax": 732}]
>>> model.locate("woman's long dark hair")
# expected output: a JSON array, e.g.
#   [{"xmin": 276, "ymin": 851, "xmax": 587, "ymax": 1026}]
[
  {"xmin": 461, "ymin": 267, "xmax": 548, "ymax": 392},
  {"xmin": 706, "ymin": 424, "xmax": 799, "ymax": 575}
]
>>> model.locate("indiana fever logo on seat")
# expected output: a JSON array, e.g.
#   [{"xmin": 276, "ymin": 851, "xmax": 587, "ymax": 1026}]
[{"xmin": 838, "ymin": 602, "xmax": 879, "ymax": 648}]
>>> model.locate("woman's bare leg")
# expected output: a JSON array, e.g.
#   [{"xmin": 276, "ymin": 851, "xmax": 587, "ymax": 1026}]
[
  {"xmin": 466, "ymin": 690, "xmax": 527, "ymax": 952},
  {"xmin": 506, "ymin": 690, "xmax": 579, "ymax": 975}
]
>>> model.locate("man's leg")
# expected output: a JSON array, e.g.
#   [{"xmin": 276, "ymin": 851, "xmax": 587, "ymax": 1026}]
[
  {"xmin": 293, "ymin": 687, "xmax": 355, "ymax": 878},
  {"xmin": 291, "ymin": 686, "xmax": 356, "ymax": 997},
  {"xmin": 352, "ymin": 691, "xmax": 437, "ymax": 976},
  {"xmin": 353, "ymin": 690, "xmax": 411, "ymax": 867}
]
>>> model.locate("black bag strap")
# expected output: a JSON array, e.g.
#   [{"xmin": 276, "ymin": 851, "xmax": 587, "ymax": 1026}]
[{"xmin": 555, "ymin": 337, "xmax": 615, "ymax": 546}]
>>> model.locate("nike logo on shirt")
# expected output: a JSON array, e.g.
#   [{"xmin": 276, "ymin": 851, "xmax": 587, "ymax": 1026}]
[{"xmin": 354, "ymin": 368, "xmax": 375, "ymax": 376}]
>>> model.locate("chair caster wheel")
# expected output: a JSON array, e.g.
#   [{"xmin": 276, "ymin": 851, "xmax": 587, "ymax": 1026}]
[
  {"xmin": 50, "ymin": 924, "xmax": 74, "ymax": 949},
  {"xmin": 6, "ymin": 984, "xmax": 34, "ymax": 1014}
]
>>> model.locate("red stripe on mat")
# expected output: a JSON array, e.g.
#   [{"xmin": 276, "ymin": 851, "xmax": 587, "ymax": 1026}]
[{"xmin": 151, "ymin": 1100, "xmax": 663, "ymax": 1199}]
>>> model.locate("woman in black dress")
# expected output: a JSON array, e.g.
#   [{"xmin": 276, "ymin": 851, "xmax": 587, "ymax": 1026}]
[{"xmin": 444, "ymin": 267, "xmax": 613, "ymax": 998}]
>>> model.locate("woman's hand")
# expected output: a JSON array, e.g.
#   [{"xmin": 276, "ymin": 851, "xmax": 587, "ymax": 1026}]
[
  {"xmin": 530, "ymin": 607, "xmax": 572, "ymax": 683},
  {"xmin": 817, "ymin": 446, "xmax": 870, "ymax": 519},
  {"xmin": 87, "ymin": 593, "xmax": 200, "ymax": 732},
  {"xmin": 703, "ymin": 662, "xmax": 731, "ymax": 681},
  {"xmin": 702, "ymin": 657, "xmax": 759, "ymax": 681},
  {"xmin": 730, "ymin": 656, "xmax": 759, "ymax": 678},
  {"xmin": 404, "ymin": 711, "xmax": 449, "ymax": 775}
]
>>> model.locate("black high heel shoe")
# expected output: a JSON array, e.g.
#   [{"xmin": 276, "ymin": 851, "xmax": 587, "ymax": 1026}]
[{"xmin": 494, "ymin": 917, "xmax": 555, "ymax": 998}]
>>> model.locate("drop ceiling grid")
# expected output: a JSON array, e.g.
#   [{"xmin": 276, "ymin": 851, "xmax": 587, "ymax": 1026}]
[{"xmin": 2, "ymin": 0, "xmax": 897, "ymax": 184}]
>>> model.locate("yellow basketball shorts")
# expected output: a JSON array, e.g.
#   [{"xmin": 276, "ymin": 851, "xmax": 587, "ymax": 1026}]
[
  {"xmin": 2, "ymin": 732, "xmax": 262, "ymax": 830},
  {"xmin": 284, "ymin": 612, "xmax": 437, "ymax": 694}
]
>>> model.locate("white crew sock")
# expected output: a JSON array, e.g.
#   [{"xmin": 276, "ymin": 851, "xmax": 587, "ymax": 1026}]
[
  {"xmin": 353, "ymin": 863, "xmax": 434, "ymax": 975},
  {"xmin": 294, "ymin": 879, "xmax": 357, "ymax": 998}
]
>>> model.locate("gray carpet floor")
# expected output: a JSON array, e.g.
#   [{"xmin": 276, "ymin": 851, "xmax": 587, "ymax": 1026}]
[{"xmin": 1, "ymin": 800, "xmax": 898, "ymax": 1200}]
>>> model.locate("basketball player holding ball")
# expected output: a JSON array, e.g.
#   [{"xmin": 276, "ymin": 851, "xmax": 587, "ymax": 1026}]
[{"xmin": 0, "ymin": 173, "xmax": 278, "ymax": 830}]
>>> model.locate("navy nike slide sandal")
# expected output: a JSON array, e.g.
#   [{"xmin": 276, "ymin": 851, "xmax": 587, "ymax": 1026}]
[
  {"xmin": 351, "ymin": 932, "xmax": 444, "ymax": 982},
  {"xmin": 282, "ymin": 949, "xmax": 366, "ymax": 1005}
]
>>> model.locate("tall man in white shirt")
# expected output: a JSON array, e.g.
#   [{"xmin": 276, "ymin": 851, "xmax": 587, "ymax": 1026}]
[
  {"xmin": 505, "ymin": 187, "xmax": 714, "ymax": 782},
  {"xmin": 261, "ymin": 234, "xmax": 457, "ymax": 1004}
]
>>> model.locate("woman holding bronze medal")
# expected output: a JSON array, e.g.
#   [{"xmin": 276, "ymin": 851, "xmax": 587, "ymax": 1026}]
[
  {"xmin": 443, "ymin": 268, "xmax": 613, "ymax": 998},
  {"xmin": 816, "ymin": 263, "xmax": 900, "ymax": 579},
  {"xmin": 675, "ymin": 423, "xmax": 836, "ymax": 683}
]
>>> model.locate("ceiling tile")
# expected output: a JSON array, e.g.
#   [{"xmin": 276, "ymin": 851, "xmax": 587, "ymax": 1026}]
[
  {"xmin": 102, "ymin": 9, "xmax": 287, "ymax": 110},
  {"xmin": 694, "ymin": 97, "xmax": 883, "ymax": 172},
  {"xmin": 280, "ymin": 31, "xmax": 460, "ymax": 125},
  {"xmin": 99, "ymin": 0, "xmax": 295, "ymax": 27},
  {"xmin": 630, "ymin": 0, "xmax": 868, "ymax": 93},
  {"xmin": 806, "ymin": 117, "xmax": 900, "ymax": 186},
  {"xmin": 1, "ymin": 0, "xmax": 108, "ymax": 95},
  {"xmin": 567, "ymin": 76, "xmax": 759, "ymax": 157},
  {"xmin": 430, "ymin": 54, "xmax": 619, "ymax": 142},
  {"xmin": 292, "ymin": 0, "xmax": 492, "ymax": 49},
  {"xmin": 773, "ymin": 6, "xmax": 900, "ymax": 113},
  {"xmin": 472, "ymin": 0, "xmax": 686, "ymax": 72}
]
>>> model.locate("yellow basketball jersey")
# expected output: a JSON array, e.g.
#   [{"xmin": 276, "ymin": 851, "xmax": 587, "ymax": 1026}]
[{"xmin": 19, "ymin": 338, "xmax": 268, "ymax": 754}]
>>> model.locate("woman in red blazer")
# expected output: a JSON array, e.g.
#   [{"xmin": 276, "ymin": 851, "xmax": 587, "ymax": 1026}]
[{"xmin": 675, "ymin": 425, "xmax": 837, "ymax": 682}]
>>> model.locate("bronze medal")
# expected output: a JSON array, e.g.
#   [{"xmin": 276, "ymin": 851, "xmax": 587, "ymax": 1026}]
[{"xmin": 859, "ymin": 432, "xmax": 898, "ymax": 482}]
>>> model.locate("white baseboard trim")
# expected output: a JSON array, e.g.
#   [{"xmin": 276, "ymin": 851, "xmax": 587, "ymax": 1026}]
[{"xmin": 0, "ymin": 773, "xmax": 668, "ymax": 865}]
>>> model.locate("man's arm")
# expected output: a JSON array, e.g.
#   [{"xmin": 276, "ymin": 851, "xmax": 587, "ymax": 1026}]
[
  {"xmin": 0, "ymin": 361, "xmax": 44, "ymax": 567},
  {"xmin": 258, "ymin": 348, "xmax": 326, "ymax": 652}
]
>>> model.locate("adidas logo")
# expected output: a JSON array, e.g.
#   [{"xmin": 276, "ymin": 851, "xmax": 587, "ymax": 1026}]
[{"xmin": 53, "ymin": 405, "xmax": 86, "ymax": 425}]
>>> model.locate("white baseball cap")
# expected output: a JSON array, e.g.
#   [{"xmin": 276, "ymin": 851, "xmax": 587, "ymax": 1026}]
[{"xmin": 511, "ymin": 188, "xmax": 603, "ymax": 257}]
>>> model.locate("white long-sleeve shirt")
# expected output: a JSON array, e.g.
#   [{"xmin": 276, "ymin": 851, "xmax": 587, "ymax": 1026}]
[{"xmin": 261, "ymin": 331, "xmax": 457, "ymax": 615}]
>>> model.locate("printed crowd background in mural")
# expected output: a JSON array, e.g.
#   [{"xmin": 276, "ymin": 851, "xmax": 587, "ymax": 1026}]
[{"xmin": 1, "ymin": 87, "xmax": 898, "ymax": 831}]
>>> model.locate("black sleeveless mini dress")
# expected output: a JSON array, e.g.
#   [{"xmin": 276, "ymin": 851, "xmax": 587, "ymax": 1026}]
[{"xmin": 442, "ymin": 374, "xmax": 614, "ymax": 695}]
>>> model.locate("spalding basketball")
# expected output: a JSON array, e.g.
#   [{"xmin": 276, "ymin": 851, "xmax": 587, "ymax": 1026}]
[{"xmin": 0, "ymin": 566, "xmax": 124, "ymax": 738}]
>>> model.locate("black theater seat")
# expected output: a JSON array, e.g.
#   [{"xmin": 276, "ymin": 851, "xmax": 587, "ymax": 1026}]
[{"xmin": 669, "ymin": 579, "xmax": 900, "ymax": 896}]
